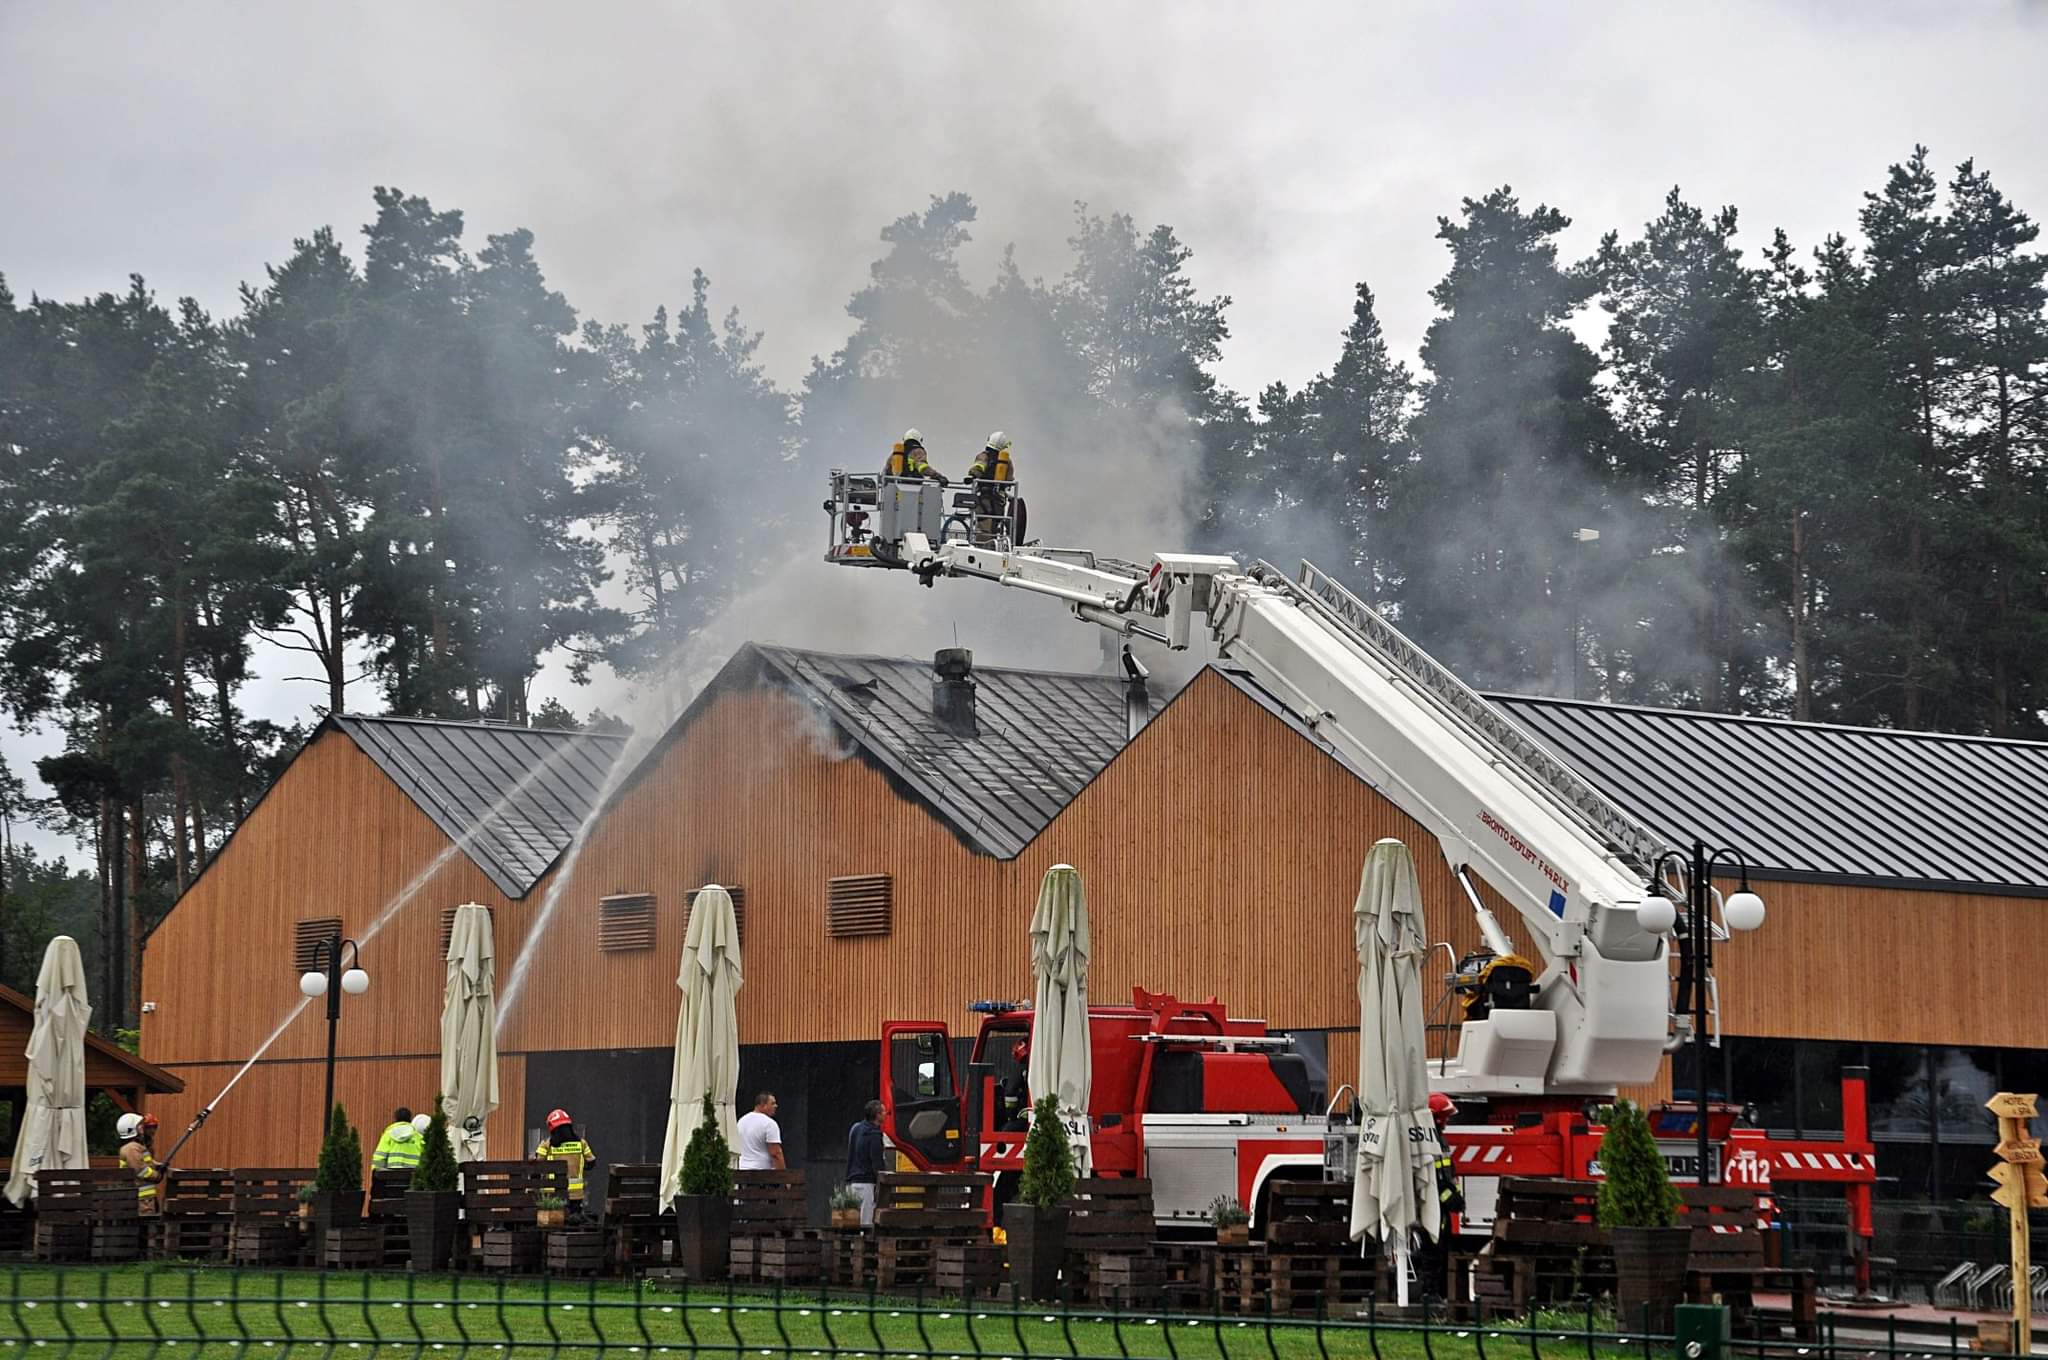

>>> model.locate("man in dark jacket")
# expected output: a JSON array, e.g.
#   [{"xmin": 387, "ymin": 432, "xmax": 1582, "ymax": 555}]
[{"xmin": 844, "ymin": 1099, "xmax": 886, "ymax": 1225}]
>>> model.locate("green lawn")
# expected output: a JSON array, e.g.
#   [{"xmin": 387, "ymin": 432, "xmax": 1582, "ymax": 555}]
[{"xmin": 0, "ymin": 1264, "xmax": 1648, "ymax": 1360}]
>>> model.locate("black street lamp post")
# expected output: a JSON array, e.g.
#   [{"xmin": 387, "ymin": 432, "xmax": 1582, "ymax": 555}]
[
  {"xmin": 1644, "ymin": 841, "xmax": 1765, "ymax": 1186},
  {"xmin": 299, "ymin": 936, "xmax": 369, "ymax": 1139}
]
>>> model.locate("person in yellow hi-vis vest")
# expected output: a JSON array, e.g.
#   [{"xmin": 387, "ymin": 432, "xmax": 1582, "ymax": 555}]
[
  {"xmin": 371, "ymin": 1107, "xmax": 425, "ymax": 1171},
  {"xmin": 116, "ymin": 1113, "xmax": 161, "ymax": 1216},
  {"xmin": 533, "ymin": 1109, "xmax": 597, "ymax": 1221}
]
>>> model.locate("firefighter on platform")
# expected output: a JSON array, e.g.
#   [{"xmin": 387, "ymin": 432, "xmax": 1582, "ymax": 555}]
[
  {"xmin": 116, "ymin": 1113, "xmax": 161, "ymax": 1216},
  {"xmin": 964, "ymin": 431, "xmax": 1022, "ymax": 545},
  {"xmin": 884, "ymin": 429, "xmax": 944, "ymax": 482},
  {"xmin": 371, "ymin": 1107, "xmax": 424, "ymax": 1172},
  {"xmin": 533, "ymin": 1109, "xmax": 596, "ymax": 1220}
]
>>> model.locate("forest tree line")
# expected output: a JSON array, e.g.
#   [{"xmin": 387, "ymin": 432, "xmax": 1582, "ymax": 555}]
[{"xmin": 1, "ymin": 146, "xmax": 2043, "ymax": 1022}]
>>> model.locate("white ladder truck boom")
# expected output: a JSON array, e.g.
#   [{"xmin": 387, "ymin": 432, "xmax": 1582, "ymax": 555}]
[{"xmin": 822, "ymin": 473, "xmax": 1684, "ymax": 1097}]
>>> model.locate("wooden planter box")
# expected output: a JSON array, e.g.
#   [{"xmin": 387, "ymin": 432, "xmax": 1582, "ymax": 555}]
[
  {"xmin": 478, "ymin": 1228, "xmax": 544, "ymax": 1274},
  {"xmin": 545, "ymin": 1229, "xmax": 607, "ymax": 1276},
  {"xmin": 935, "ymin": 1242, "xmax": 1006, "ymax": 1299},
  {"xmin": 407, "ymin": 1191, "xmax": 462, "ymax": 1274},
  {"xmin": 1001, "ymin": 1205, "xmax": 1067, "ymax": 1303},
  {"xmin": 231, "ymin": 1223, "xmax": 305, "ymax": 1266},
  {"xmin": 673, "ymin": 1193, "xmax": 731, "ymax": 1281}
]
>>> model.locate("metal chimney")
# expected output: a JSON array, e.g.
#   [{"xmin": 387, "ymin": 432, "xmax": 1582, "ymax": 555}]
[
  {"xmin": 932, "ymin": 648, "xmax": 978, "ymax": 738},
  {"xmin": 1120, "ymin": 645, "xmax": 1152, "ymax": 741}
]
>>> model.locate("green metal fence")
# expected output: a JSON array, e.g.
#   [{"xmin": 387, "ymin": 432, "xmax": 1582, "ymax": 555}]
[{"xmin": 0, "ymin": 1267, "xmax": 2034, "ymax": 1360}]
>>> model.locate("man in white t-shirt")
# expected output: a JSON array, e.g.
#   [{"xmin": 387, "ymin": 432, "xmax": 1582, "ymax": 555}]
[{"xmin": 736, "ymin": 1092, "xmax": 785, "ymax": 1170}]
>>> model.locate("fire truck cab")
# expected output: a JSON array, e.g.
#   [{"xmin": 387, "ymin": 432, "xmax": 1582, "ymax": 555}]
[{"xmin": 880, "ymin": 988, "xmax": 1330, "ymax": 1229}]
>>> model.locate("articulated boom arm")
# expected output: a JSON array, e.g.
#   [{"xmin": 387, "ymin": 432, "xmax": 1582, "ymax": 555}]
[{"xmin": 839, "ymin": 510, "xmax": 1674, "ymax": 1097}]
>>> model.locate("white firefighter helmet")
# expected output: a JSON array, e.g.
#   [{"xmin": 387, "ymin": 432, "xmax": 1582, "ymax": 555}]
[
  {"xmin": 985, "ymin": 431, "xmax": 1011, "ymax": 453},
  {"xmin": 902, "ymin": 427, "xmax": 923, "ymax": 448},
  {"xmin": 116, "ymin": 1112, "xmax": 145, "ymax": 1140},
  {"xmin": 412, "ymin": 1114, "xmax": 433, "ymax": 1134}
]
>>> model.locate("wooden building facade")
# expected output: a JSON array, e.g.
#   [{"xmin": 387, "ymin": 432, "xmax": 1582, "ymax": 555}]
[{"xmin": 139, "ymin": 644, "xmax": 2048, "ymax": 1225}]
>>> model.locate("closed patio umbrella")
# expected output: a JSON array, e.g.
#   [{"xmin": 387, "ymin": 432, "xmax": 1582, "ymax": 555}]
[
  {"xmin": 440, "ymin": 903, "xmax": 499, "ymax": 1161},
  {"xmin": 659, "ymin": 884, "xmax": 743, "ymax": 1208},
  {"xmin": 4, "ymin": 936, "xmax": 91, "ymax": 1207},
  {"xmin": 1027, "ymin": 864, "xmax": 1092, "ymax": 1166},
  {"xmin": 1348, "ymin": 839, "xmax": 1442, "ymax": 1305}
]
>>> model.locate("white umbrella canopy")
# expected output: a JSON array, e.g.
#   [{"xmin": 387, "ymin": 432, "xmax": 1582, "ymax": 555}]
[
  {"xmin": 1348, "ymin": 839, "xmax": 1441, "ymax": 1300},
  {"xmin": 4, "ymin": 936, "xmax": 92, "ymax": 1207},
  {"xmin": 659, "ymin": 884, "xmax": 743, "ymax": 1209},
  {"xmin": 1027, "ymin": 864, "xmax": 1092, "ymax": 1127},
  {"xmin": 440, "ymin": 903, "xmax": 499, "ymax": 1162}
]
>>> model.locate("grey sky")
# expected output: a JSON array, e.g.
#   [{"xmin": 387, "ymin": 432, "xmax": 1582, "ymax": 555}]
[{"xmin": 3, "ymin": 1, "xmax": 2044, "ymax": 858}]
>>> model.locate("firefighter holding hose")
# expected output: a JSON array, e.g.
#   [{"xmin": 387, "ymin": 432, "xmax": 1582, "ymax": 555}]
[{"xmin": 116, "ymin": 1113, "xmax": 162, "ymax": 1216}]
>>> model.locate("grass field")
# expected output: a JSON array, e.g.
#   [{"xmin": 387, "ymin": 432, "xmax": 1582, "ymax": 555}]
[{"xmin": 0, "ymin": 1264, "xmax": 1645, "ymax": 1360}]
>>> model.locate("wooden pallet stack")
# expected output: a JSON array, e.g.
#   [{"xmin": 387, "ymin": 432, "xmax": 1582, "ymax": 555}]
[
  {"xmin": 730, "ymin": 1169, "xmax": 820, "ymax": 1284},
  {"xmin": 1061, "ymin": 1178, "xmax": 1159, "ymax": 1306},
  {"xmin": 366, "ymin": 1169, "xmax": 414, "ymax": 1268},
  {"xmin": 154, "ymin": 1168, "xmax": 234, "ymax": 1260},
  {"xmin": 934, "ymin": 1242, "xmax": 1007, "ymax": 1299},
  {"xmin": 230, "ymin": 1169, "xmax": 313, "ymax": 1267},
  {"xmin": 545, "ymin": 1228, "xmax": 608, "ymax": 1276},
  {"xmin": 1680, "ymin": 1185, "xmax": 1818, "ymax": 1340},
  {"xmin": 90, "ymin": 1169, "xmax": 144, "ymax": 1261},
  {"xmin": 462, "ymin": 1161, "xmax": 565, "ymax": 1274},
  {"xmin": 1216, "ymin": 1182, "xmax": 1381, "ymax": 1315},
  {"xmin": 869, "ymin": 1171, "xmax": 991, "ymax": 1291},
  {"xmin": 0, "ymin": 1191, "xmax": 28, "ymax": 1259},
  {"xmin": 605, "ymin": 1164, "xmax": 668, "ymax": 1273},
  {"xmin": 1459, "ymin": 1177, "xmax": 1613, "ymax": 1313},
  {"xmin": 29, "ymin": 1169, "xmax": 96, "ymax": 1262},
  {"xmin": 323, "ymin": 1225, "xmax": 387, "ymax": 1268}
]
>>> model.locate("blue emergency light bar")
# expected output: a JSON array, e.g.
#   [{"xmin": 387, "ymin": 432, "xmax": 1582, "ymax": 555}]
[{"xmin": 968, "ymin": 999, "xmax": 1027, "ymax": 1014}]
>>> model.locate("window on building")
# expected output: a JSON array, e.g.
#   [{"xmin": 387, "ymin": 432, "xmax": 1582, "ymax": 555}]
[
  {"xmin": 2000, "ymin": 1047, "xmax": 2048, "ymax": 1141},
  {"xmin": 292, "ymin": 918, "xmax": 343, "ymax": 974},
  {"xmin": 1868, "ymin": 1045, "xmax": 1933, "ymax": 1139},
  {"xmin": 1726, "ymin": 1037, "xmax": 1796, "ymax": 1132},
  {"xmin": 598, "ymin": 894, "xmax": 657, "ymax": 952},
  {"xmin": 1795, "ymin": 1041, "xmax": 1848, "ymax": 1135},
  {"xmin": 1934, "ymin": 1049, "xmax": 2000, "ymax": 1144}
]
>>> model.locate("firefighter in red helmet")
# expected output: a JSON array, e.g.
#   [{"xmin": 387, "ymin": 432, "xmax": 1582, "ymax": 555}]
[
  {"xmin": 997, "ymin": 1040, "xmax": 1031, "ymax": 1130},
  {"xmin": 532, "ymin": 1108, "xmax": 597, "ymax": 1221},
  {"xmin": 1415, "ymin": 1092, "xmax": 1463, "ymax": 1300}
]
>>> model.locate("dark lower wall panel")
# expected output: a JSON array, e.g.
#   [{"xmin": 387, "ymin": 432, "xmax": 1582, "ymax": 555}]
[{"xmin": 522, "ymin": 1038, "xmax": 878, "ymax": 1221}]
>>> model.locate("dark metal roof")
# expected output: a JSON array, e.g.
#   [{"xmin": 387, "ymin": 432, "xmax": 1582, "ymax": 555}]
[
  {"xmin": 333, "ymin": 716, "xmax": 627, "ymax": 899},
  {"xmin": 746, "ymin": 644, "xmax": 1128, "ymax": 858},
  {"xmin": 1485, "ymin": 695, "xmax": 2048, "ymax": 895}
]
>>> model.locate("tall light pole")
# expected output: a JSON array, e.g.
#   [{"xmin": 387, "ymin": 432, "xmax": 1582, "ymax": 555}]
[
  {"xmin": 1640, "ymin": 843, "xmax": 1765, "ymax": 1185},
  {"xmin": 300, "ymin": 936, "xmax": 369, "ymax": 1139}
]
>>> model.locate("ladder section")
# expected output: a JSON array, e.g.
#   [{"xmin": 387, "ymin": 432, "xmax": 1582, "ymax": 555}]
[{"xmin": 1263, "ymin": 559, "xmax": 1662, "ymax": 874}]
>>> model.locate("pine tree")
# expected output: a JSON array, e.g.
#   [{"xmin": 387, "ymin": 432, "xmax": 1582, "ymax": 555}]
[
  {"xmin": 679, "ymin": 1093, "xmax": 734, "ymax": 1198},
  {"xmin": 1595, "ymin": 1100, "xmax": 1679, "ymax": 1228},
  {"xmin": 315, "ymin": 1103, "xmax": 364, "ymax": 1196},
  {"xmin": 1391, "ymin": 188, "xmax": 1618, "ymax": 693},
  {"xmin": 410, "ymin": 1095, "xmax": 459, "ymax": 1193},
  {"xmin": 1017, "ymin": 1094, "xmax": 1077, "ymax": 1209}
]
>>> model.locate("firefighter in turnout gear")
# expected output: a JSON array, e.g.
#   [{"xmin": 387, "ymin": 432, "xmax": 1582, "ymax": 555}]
[
  {"xmin": 116, "ymin": 1113, "xmax": 161, "ymax": 1216},
  {"xmin": 533, "ymin": 1109, "xmax": 596, "ymax": 1220},
  {"xmin": 1414, "ymin": 1092, "xmax": 1463, "ymax": 1300},
  {"xmin": 372, "ymin": 1107, "xmax": 424, "ymax": 1171},
  {"xmin": 885, "ymin": 429, "xmax": 944, "ymax": 482},
  {"xmin": 964, "ymin": 431, "xmax": 1022, "ymax": 545}
]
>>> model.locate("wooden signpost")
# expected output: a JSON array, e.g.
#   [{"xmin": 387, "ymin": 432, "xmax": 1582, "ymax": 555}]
[{"xmin": 1986, "ymin": 1093, "xmax": 2045, "ymax": 1350}]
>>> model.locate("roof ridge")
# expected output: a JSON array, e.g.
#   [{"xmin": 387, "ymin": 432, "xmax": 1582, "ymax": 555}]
[
  {"xmin": 336, "ymin": 713, "xmax": 627, "ymax": 742},
  {"xmin": 1485, "ymin": 692, "xmax": 2048, "ymax": 751},
  {"xmin": 753, "ymin": 641, "xmax": 1126, "ymax": 686}
]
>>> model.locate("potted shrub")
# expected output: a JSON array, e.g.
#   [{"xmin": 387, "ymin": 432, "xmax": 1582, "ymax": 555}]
[
  {"xmin": 308, "ymin": 1104, "xmax": 364, "ymax": 1233},
  {"xmin": 536, "ymin": 1193, "xmax": 568, "ymax": 1229},
  {"xmin": 1209, "ymin": 1194, "xmax": 1250, "ymax": 1247},
  {"xmin": 296, "ymin": 1184, "xmax": 316, "ymax": 1221},
  {"xmin": 673, "ymin": 1093, "xmax": 734, "ymax": 1280},
  {"xmin": 406, "ymin": 1096, "xmax": 463, "ymax": 1271},
  {"xmin": 1597, "ymin": 1100, "xmax": 1689, "ymax": 1333},
  {"xmin": 829, "ymin": 1184, "xmax": 863, "ymax": 1231},
  {"xmin": 1003, "ymin": 1094, "xmax": 1077, "ymax": 1302}
]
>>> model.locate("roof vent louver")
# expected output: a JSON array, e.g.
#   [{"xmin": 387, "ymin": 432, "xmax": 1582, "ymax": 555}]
[{"xmin": 827, "ymin": 874, "xmax": 893, "ymax": 937}]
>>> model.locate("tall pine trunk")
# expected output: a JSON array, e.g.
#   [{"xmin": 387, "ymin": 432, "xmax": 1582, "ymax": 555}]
[
  {"xmin": 1790, "ymin": 512, "xmax": 1812, "ymax": 722},
  {"xmin": 126, "ymin": 800, "xmax": 146, "ymax": 1026},
  {"xmin": 170, "ymin": 605, "xmax": 194, "ymax": 894}
]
